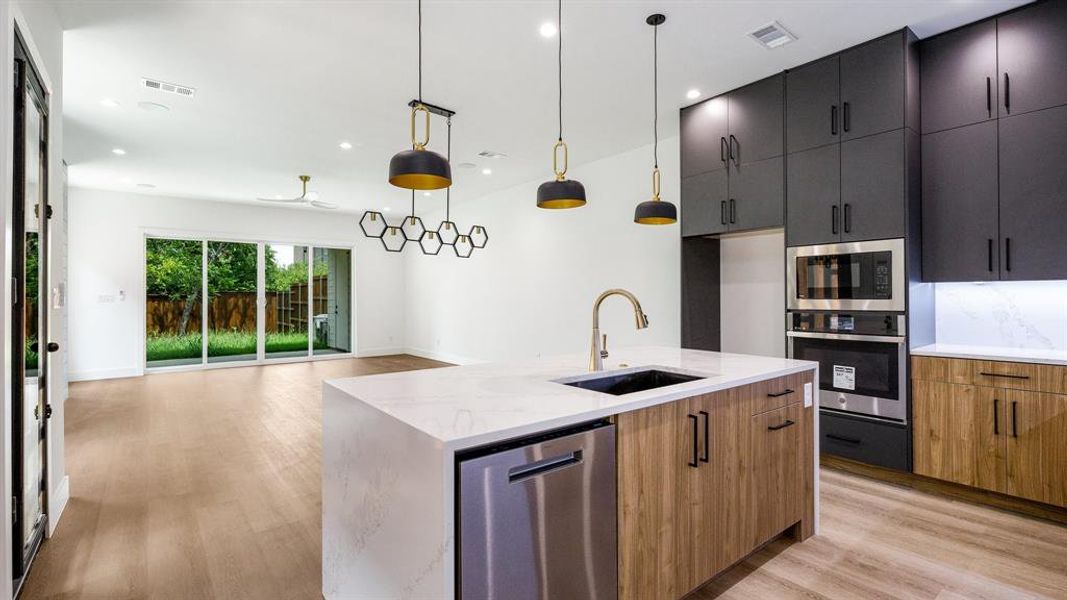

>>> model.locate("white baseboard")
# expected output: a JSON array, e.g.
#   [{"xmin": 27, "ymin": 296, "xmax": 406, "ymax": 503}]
[
  {"xmin": 69, "ymin": 367, "xmax": 142, "ymax": 382},
  {"xmin": 48, "ymin": 475, "xmax": 70, "ymax": 536},
  {"xmin": 402, "ymin": 347, "xmax": 485, "ymax": 366},
  {"xmin": 355, "ymin": 346, "xmax": 408, "ymax": 358}
]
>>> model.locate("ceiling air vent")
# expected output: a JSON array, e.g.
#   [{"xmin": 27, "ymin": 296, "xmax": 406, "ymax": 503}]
[
  {"xmin": 141, "ymin": 77, "xmax": 196, "ymax": 98},
  {"xmin": 748, "ymin": 21, "xmax": 796, "ymax": 49}
]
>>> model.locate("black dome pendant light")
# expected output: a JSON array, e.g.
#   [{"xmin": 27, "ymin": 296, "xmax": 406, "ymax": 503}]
[
  {"xmin": 634, "ymin": 13, "xmax": 678, "ymax": 225},
  {"xmin": 536, "ymin": 0, "xmax": 586, "ymax": 209},
  {"xmin": 388, "ymin": 0, "xmax": 452, "ymax": 190}
]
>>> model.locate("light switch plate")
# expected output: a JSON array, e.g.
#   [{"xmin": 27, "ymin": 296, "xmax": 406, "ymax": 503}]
[{"xmin": 804, "ymin": 382, "xmax": 813, "ymax": 408}]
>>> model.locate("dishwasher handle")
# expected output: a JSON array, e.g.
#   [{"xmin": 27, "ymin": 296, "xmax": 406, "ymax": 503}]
[{"xmin": 508, "ymin": 450, "xmax": 584, "ymax": 483}]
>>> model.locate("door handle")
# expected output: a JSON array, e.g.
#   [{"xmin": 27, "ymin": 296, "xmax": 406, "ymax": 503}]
[
  {"xmin": 842, "ymin": 101, "xmax": 851, "ymax": 132},
  {"xmin": 1004, "ymin": 238, "xmax": 1012, "ymax": 272},
  {"xmin": 826, "ymin": 433, "xmax": 861, "ymax": 445},
  {"xmin": 831, "ymin": 105, "xmax": 838, "ymax": 136},
  {"xmin": 699, "ymin": 410, "xmax": 709, "ymax": 463},
  {"xmin": 843, "ymin": 203, "xmax": 852, "ymax": 233},
  {"xmin": 508, "ymin": 450, "xmax": 583, "ymax": 483},
  {"xmin": 993, "ymin": 398, "xmax": 1000, "ymax": 435},
  {"xmin": 1003, "ymin": 72, "xmax": 1010, "ymax": 113},
  {"xmin": 720, "ymin": 137, "xmax": 728, "ymax": 164},
  {"xmin": 720, "ymin": 200, "xmax": 727, "ymax": 225},
  {"xmin": 768, "ymin": 419, "xmax": 796, "ymax": 431},
  {"xmin": 729, "ymin": 199, "xmax": 736, "ymax": 224},
  {"xmin": 688, "ymin": 414, "xmax": 699, "ymax": 468},
  {"xmin": 832, "ymin": 205, "xmax": 839, "ymax": 235},
  {"xmin": 986, "ymin": 77, "xmax": 992, "ymax": 117},
  {"xmin": 728, "ymin": 134, "xmax": 739, "ymax": 165},
  {"xmin": 767, "ymin": 389, "xmax": 795, "ymax": 398},
  {"xmin": 979, "ymin": 371, "xmax": 1030, "ymax": 381},
  {"xmin": 1011, "ymin": 400, "xmax": 1018, "ymax": 438},
  {"xmin": 46, "ymin": 342, "xmax": 59, "ymax": 353},
  {"xmin": 987, "ymin": 239, "xmax": 994, "ymax": 272}
]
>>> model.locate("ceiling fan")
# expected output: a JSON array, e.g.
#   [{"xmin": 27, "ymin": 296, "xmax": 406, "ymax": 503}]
[{"xmin": 256, "ymin": 175, "xmax": 337, "ymax": 209}]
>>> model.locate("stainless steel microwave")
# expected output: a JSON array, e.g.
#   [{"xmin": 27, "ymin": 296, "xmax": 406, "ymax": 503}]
[{"xmin": 786, "ymin": 239, "xmax": 906, "ymax": 312}]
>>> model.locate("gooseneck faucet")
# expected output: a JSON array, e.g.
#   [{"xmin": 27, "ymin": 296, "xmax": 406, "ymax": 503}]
[{"xmin": 590, "ymin": 288, "xmax": 649, "ymax": 371}]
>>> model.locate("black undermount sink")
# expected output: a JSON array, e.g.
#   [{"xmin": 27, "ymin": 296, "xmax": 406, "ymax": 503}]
[{"xmin": 562, "ymin": 369, "xmax": 705, "ymax": 396}]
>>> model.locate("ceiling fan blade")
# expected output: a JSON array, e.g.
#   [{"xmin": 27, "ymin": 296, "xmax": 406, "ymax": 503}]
[
  {"xmin": 256, "ymin": 196, "xmax": 304, "ymax": 203},
  {"xmin": 310, "ymin": 200, "xmax": 338, "ymax": 210}
]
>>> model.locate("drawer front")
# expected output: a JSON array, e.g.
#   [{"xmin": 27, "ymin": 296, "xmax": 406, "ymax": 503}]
[
  {"xmin": 820, "ymin": 411, "xmax": 909, "ymax": 471},
  {"xmin": 751, "ymin": 372, "xmax": 812, "ymax": 416},
  {"xmin": 912, "ymin": 356, "xmax": 1067, "ymax": 395}
]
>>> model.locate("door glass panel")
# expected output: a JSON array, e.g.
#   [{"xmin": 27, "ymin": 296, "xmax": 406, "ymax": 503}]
[
  {"xmin": 312, "ymin": 248, "xmax": 351, "ymax": 355},
  {"xmin": 791, "ymin": 337, "xmax": 900, "ymax": 400},
  {"xmin": 265, "ymin": 244, "xmax": 310, "ymax": 359},
  {"xmin": 795, "ymin": 251, "xmax": 893, "ymax": 301},
  {"xmin": 207, "ymin": 241, "xmax": 258, "ymax": 363},
  {"xmin": 145, "ymin": 238, "xmax": 204, "ymax": 367}
]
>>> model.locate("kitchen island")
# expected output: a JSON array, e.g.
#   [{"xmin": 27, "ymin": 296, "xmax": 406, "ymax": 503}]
[{"xmin": 323, "ymin": 346, "xmax": 819, "ymax": 599}]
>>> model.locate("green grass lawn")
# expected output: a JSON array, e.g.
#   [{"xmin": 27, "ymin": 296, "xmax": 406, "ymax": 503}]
[{"xmin": 146, "ymin": 330, "xmax": 328, "ymax": 362}]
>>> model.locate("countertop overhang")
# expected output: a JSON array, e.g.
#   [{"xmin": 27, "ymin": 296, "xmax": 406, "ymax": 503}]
[
  {"xmin": 911, "ymin": 343, "xmax": 1067, "ymax": 366},
  {"xmin": 325, "ymin": 346, "xmax": 818, "ymax": 450}
]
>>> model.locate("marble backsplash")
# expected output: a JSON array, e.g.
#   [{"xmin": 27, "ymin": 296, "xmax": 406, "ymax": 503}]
[{"xmin": 935, "ymin": 281, "xmax": 1067, "ymax": 351}]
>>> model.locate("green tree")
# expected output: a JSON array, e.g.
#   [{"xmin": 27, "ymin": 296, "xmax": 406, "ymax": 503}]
[{"xmin": 146, "ymin": 238, "xmax": 202, "ymax": 335}]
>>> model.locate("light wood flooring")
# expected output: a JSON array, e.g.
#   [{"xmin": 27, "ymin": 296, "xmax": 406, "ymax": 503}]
[{"xmin": 21, "ymin": 356, "xmax": 1067, "ymax": 599}]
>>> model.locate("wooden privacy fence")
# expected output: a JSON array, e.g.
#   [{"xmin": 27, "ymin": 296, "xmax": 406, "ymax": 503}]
[{"xmin": 146, "ymin": 276, "xmax": 329, "ymax": 336}]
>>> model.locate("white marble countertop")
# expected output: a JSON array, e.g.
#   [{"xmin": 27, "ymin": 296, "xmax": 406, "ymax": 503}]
[
  {"xmin": 911, "ymin": 343, "xmax": 1067, "ymax": 366},
  {"xmin": 325, "ymin": 346, "xmax": 817, "ymax": 450}
]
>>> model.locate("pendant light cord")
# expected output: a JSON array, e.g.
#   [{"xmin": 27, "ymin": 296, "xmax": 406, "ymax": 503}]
[
  {"xmin": 417, "ymin": 0, "xmax": 423, "ymax": 102},
  {"xmin": 446, "ymin": 117, "xmax": 452, "ymax": 222},
  {"xmin": 653, "ymin": 20, "xmax": 658, "ymax": 169},
  {"xmin": 557, "ymin": 0, "xmax": 563, "ymax": 142}
]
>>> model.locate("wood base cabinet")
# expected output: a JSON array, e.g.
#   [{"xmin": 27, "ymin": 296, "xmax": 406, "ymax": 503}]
[
  {"xmin": 913, "ymin": 357, "xmax": 1067, "ymax": 509},
  {"xmin": 616, "ymin": 372, "xmax": 814, "ymax": 600}
]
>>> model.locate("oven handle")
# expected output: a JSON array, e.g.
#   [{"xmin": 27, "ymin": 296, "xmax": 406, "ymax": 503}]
[{"xmin": 786, "ymin": 331, "xmax": 906, "ymax": 345}]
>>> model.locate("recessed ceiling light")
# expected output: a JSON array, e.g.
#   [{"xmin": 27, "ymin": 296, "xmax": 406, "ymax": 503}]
[
  {"xmin": 539, "ymin": 22, "xmax": 557, "ymax": 38},
  {"xmin": 101, "ymin": 98, "xmax": 120, "ymax": 108},
  {"xmin": 686, "ymin": 89, "xmax": 702, "ymax": 100},
  {"xmin": 137, "ymin": 183, "xmax": 156, "ymax": 189},
  {"xmin": 477, "ymin": 150, "xmax": 508, "ymax": 159},
  {"xmin": 339, "ymin": 141, "xmax": 353, "ymax": 150},
  {"xmin": 137, "ymin": 101, "xmax": 170, "ymax": 112},
  {"xmin": 481, "ymin": 168, "xmax": 492, "ymax": 175},
  {"xmin": 112, "ymin": 148, "xmax": 127, "ymax": 155}
]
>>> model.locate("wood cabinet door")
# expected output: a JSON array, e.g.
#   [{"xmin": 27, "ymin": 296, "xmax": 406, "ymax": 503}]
[
  {"xmin": 681, "ymin": 170, "xmax": 729, "ymax": 238},
  {"xmin": 616, "ymin": 400, "xmax": 696, "ymax": 600},
  {"xmin": 681, "ymin": 96, "xmax": 730, "ymax": 178},
  {"xmin": 840, "ymin": 129, "xmax": 906, "ymax": 242},
  {"xmin": 728, "ymin": 156, "xmax": 783, "ymax": 232},
  {"xmin": 750, "ymin": 403, "xmax": 804, "ymax": 547},
  {"xmin": 1005, "ymin": 390, "xmax": 1067, "ymax": 508},
  {"xmin": 727, "ymin": 74, "xmax": 784, "ymax": 165},
  {"xmin": 921, "ymin": 121, "xmax": 1000, "ymax": 282},
  {"xmin": 786, "ymin": 55, "xmax": 840, "ymax": 154},
  {"xmin": 912, "ymin": 380, "xmax": 1006, "ymax": 493},
  {"xmin": 920, "ymin": 19, "xmax": 998, "ymax": 134},
  {"xmin": 997, "ymin": 103, "xmax": 1067, "ymax": 281},
  {"xmin": 997, "ymin": 0, "xmax": 1067, "ymax": 117},
  {"xmin": 785, "ymin": 144, "xmax": 840, "ymax": 247},
  {"xmin": 840, "ymin": 32, "xmax": 906, "ymax": 141}
]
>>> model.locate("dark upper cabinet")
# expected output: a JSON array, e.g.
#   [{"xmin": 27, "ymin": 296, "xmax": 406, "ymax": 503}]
[
  {"xmin": 728, "ymin": 75, "xmax": 784, "ymax": 165},
  {"xmin": 680, "ymin": 96, "xmax": 729, "ymax": 178},
  {"xmin": 922, "ymin": 121, "xmax": 1000, "ymax": 282},
  {"xmin": 786, "ymin": 144, "xmax": 840, "ymax": 247},
  {"xmin": 998, "ymin": 104, "xmax": 1067, "ymax": 281},
  {"xmin": 841, "ymin": 130, "xmax": 907, "ymax": 241},
  {"xmin": 785, "ymin": 56, "xmax": 840, "ymax": 154},
  {"xmin": 681, "ymin": 170, "xmax": 729, "ymax": 237},
  {"xmin": 997, "ymin": 0, "xmax": 1067, "ymax": 118},
  {"xmin": 920, "ymin": 19, "xmax": 997, "ymax": 134},
  {"xmin": 729, "ymin": 157, "xmax": 784, "ymax": 232},
  {"xmin": 840, "ymin": 34, "xmax": 907, "ymax": 141}
]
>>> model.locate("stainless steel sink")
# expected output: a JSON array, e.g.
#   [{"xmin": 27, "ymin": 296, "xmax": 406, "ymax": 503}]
[{"xmin": 560, "ymin": 368, "xmax": 705, "ymax": 396}]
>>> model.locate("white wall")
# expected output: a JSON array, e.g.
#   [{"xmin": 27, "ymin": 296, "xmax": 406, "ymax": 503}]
[
  {"xmin": 67, "ymin": 188, "xmax": 405, "ymax": 380},
  {"xmin": 934, "ymin": 281, "xmax": 1067, "ymax": 350},
  {"xmin": 720, "ymin": 229, "xmax": 785, "ymax": 357},
  {"xmin": 404, "ymin": 138, "xmax": 681, "ymax": 364}
]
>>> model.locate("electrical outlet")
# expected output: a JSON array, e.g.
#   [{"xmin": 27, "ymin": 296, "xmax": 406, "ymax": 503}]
[
  {"xmin": 804, "ymin": 382, "xmax": 813, "ymax": 408},
  {"xmin": 98, "ymin": 294, "xmax": 115, "ymax": 303}
]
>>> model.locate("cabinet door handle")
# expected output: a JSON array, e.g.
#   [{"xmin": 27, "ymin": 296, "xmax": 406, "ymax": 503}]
[
  {"xmin": 832, "ymin": 205, "xmax": 839, "ymax": 235},
  {"xmin": 986, "ymin": 77, "xmax": 992, "ymax": 117},
  {"xmin": 826, "ymin": 433, "xmax": 861, "ymax": 445},
  {"xmin": 979, "ymin": 371, "xmax": 1030, "ymax": 380},
  {"xmin": 1011, "ymin": 401, "xmax": 1018, "ymax": 438},
  {"xmin": 729, "ymin": 134, "xmax": 739, "ymax": 165},
  {"xmin": 1004, "ymin": 72, "xmax": 1010, "ymax": 113},
  {"xmin": 844, "ymin": 203, "xmax": 852, "ymax": 233},
  {"xmin": 699, "ymin": 410, "xmax": 710, "ymax": 463},
  {"xmin": 720, "ymin": 200, "xmax": 727, "ymax": 225},
  {"xmin": 988, "ymin": 239, "xmax": 994, "ymax": 272},
  {"xmin": 729, "ymin": 198, "xmax": 736, "ymax": 224},
  {"xmin": 720, "ymin": 137, "xmax": 728, "ymax": 164},
  {"xmin": 768, "ymin": 419, "xmax": 796, "ymax": 431},
  {"xmin": 843, "ymin": 101, "xmax": 851, "ymax": 132},
  {"xmin": 767, "ymin": 388, "xmax": 795, "ymax": 398},
  {"xmin": 688, "ymin": 414, "xmax": 699, "ymax": 467},
  {"xmin": 1005, "ymin": 238, "xmax": 1012, "ymax": 272},
  {"xmin": 993, "ymin": 398, "xmax": 1000, "ymax": 435},
  {"xmin": 831, "ymin": 105, "xmax": 838, "ymax": 136}
]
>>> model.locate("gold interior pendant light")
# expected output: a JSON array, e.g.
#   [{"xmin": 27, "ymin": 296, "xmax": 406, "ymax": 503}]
[
  {"xmin": 388, "ymin": 0, "xmax": 452, "ymax": 190},
  {"xmin": 536, "ymin": 0, "xmax": 586, "ymax": 209},
  {"xmin": 634, "ymin": 13, "xmax": 677, "ymax": 225}
]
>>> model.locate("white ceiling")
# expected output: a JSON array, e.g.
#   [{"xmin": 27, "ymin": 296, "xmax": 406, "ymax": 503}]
[{"xmin": 59, "ymin": 0, "xmax": 1029, "ymax": 214}]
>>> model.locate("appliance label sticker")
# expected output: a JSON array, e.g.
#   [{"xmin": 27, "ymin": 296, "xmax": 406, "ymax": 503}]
[{"xmin": 833, "ymin": 365, "xmax": 856, "ymax": 391}]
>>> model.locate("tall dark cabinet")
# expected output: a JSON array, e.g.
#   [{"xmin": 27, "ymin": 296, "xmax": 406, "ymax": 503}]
[
  {"xmin": 785, "ymin": 30, "xmax": 920, "ymax": 247},
  {"xmin": 921, "ymin": 0, "xmax": 1067, "ymax": 282}
]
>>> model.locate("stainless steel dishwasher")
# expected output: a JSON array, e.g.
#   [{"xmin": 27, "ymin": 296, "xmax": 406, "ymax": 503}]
[{"xmin": 458, "ymin": 420, "xmax": 617, "ymax": 600}]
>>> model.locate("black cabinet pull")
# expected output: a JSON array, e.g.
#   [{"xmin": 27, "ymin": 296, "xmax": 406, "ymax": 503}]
[
  {"xmin": 986, "ymin": 77, "xmax": 992, "ymax": 117},
  {"xmin": 720, "ymin": 200, "xmax": 727, "ymax": 225},
  {"xmin": 843, "ymin": 101, "xmax": 851, "ymax": 132},
  {"xmin": 1011, "ymin": 401, "xmax": 1018, "ymax": 438},
  {"xmin": 1004, "ymin": 72, "xmax": 1010, "ymax": 113},
  {"xmin": 46, "ymin": 342, "xmax": 59, "ymax": 352},
  {"xmin": 767, "ymin": 389, "xmax": 794, "ymax": 398},
  {"xmin": 831, "ymin": 205, "xmax": 839, "ymax": 235},
  {"xmin": 826, "ymin": 433, "xmax": 861, "ymax": 445},
  {"xmin": 729, "ymin": 134, "xmax": 739, "ymax": 165},
  {"xmin": 831, "ymin": 105, "xmax": 838, "ymax": 135},
  {"xmin": 688, "ymin": 414, "xmax": 699, "ymax": 467},
  {"xmin": 768, "ymin": 419, "xmax": 796, "ymax": 431},
  {"xmin": 699, "ymin": 410, "xmax": 710, "ymax": 463},
  {"xmin": 987, "ymin": 239, "xmax": 994, "ymax": 272},
  {"xmin": 720, "ymin": 137, "xmax": 728, "ymax": 164},
  {"xmin": 729, "ymin": 199, "xmax": 736, "ymax": 224},
  {"xmin": 843, "ymin": 203, "xmax": 852, "ymax": 233},
  {"xmin": 979, "ymin": 371, "xmax": 1030, "ymax": 381},
  {"xmin": 993, "ymin": 398, "xmax": 1000, "ymax": 435},
  {"xmin": 1005, "ymin": 238, "xmax": 1012, "ymax": 272}
]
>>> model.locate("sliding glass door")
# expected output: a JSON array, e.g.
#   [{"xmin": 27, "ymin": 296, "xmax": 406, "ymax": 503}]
[
  {"xmin": 312, "ymin": 248, "xmax": 352, "ymax": 355},
  {"xmin": 265, "ymin": 243, "xmax": 310, "ymax": 359},
  {"xmin": 206, "ymin": 241, "xmax": 258, "ymax": 363},
  {"xmin": 145, "ymin": 238, "xmax": 203, "ymax": 368}
]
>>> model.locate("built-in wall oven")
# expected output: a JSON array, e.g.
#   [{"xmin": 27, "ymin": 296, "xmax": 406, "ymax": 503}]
[{"xmin": 787, "ymin": 238, "xmax": 905, "ymax": 312}]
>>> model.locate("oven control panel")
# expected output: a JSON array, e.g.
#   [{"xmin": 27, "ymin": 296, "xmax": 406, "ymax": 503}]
[{"xmin": 788, "ymin": 311, "xmax": 903, "ymax": 336}]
